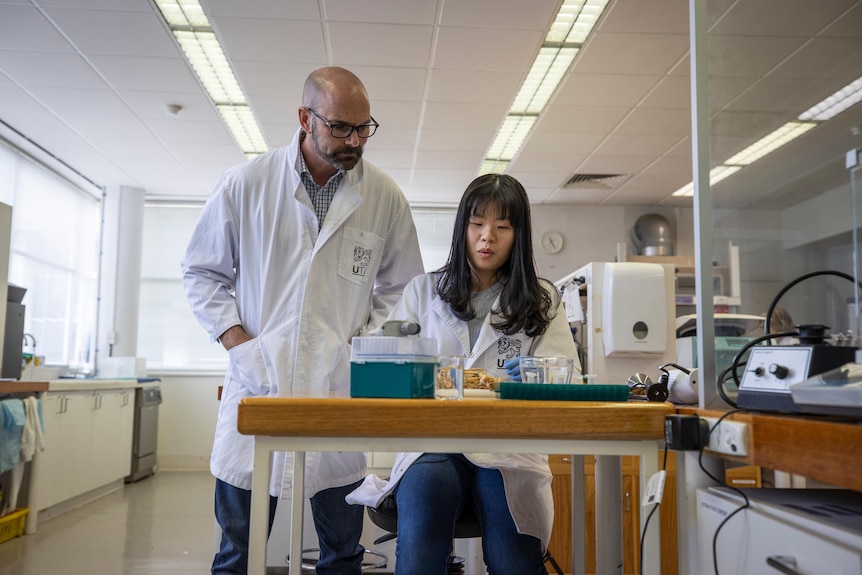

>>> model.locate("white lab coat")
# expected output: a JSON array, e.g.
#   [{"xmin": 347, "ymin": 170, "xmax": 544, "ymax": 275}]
[
  {"xmin": 347, "ymin": 273, "xmax": 581, "ymax": 548},
  {"xmin": 181, "ymin": 130, "xmax": 424, "ymax": 498}
]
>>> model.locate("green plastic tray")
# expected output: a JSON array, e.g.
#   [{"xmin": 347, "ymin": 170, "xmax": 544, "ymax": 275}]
[{"xmin": 497, "ymin": 382, "xmax": 629, "ymax": 401}]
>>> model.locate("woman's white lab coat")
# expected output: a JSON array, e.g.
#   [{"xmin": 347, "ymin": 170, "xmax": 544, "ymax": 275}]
[
  {"xmin": 347, "ymin": 273, "xmax": 580, "ymax": 548},
  {"xmin": 181, "ymin": 130, "xmax": 424, "ymax": 498}
]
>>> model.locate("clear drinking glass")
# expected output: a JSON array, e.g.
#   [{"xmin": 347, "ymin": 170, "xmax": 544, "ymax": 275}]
[
  {"xmin": 520, "ymin": 356, "xmax": 574, "ymax": 384},
  {"xmin": 545, "ymin": 357, "xmax": 575, "ymax": 384},
  {"xmin": 520, "ymin": 356, "xmax": 546, "ymax": 383},
  {"xmin": 435, "ymin": 355, "xmax": 464, "ymax": 399}
]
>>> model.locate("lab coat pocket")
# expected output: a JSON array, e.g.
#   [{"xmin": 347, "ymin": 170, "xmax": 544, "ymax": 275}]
[
  {"xmin": 338, "ymin": 227, "xmax": 383, "ymax": 286},
  {"xmin": 227, "ymin": 337, "xmax": 272, "ymax": 396}
]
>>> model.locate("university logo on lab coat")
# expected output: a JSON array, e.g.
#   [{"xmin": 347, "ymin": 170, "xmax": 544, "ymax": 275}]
[
  {"xmin": 352, "ymin": 246, "xmax": 372, "ymax": 277},
  {"xmin": 338, "ymin": 227, "xmax": 383, "ymax": 286},
  {"xmin": 496, "ymin": 337, "xmax": 522, "ymax": 369}
]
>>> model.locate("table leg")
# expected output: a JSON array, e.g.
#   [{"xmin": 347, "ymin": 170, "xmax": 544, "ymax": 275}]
[
  {"xmin": 571, "ymin": 455, "xmax": 586, "ymax": 575},
  {"xmin": 595, "ymin": 455, "xmax": 623, "ymax": 574},
  {"xmin": 638, "ymin": 443, "xmax": 660, "ymax": 574},
  {"xmin": 289, "ymin": 451, "xmax": 306, "ymax": 575},
  {"xmin": 249, "ymin": 436, "xmax": 274, "ymax": 575}
]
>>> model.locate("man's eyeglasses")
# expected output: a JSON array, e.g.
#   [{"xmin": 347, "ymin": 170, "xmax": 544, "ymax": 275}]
[{"xmin": 305, "ymin": 108, "xmax": 379, "ymax": 139}]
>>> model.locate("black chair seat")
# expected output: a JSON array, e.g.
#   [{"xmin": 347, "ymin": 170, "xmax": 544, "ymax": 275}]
[{"xmin": 367, "ymin": 495, "xmax": 482, "ymax": 543}]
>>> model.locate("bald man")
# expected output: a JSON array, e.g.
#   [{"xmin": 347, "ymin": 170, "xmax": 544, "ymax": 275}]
[{"xmin": 182, "ymin": 67, "xmax": 425, "ymax": 574}]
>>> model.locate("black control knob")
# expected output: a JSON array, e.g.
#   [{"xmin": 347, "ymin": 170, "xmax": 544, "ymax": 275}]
[{"xmin": 768, "ymin": 363, "xmax": 789, "ymax": 379}]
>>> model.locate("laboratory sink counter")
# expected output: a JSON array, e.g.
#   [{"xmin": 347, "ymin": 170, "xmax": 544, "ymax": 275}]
[
  {"xmin": 15, "ymin": 378, "xmax": 146, "ymax": 533},
  {"xmin": 237, "ymin": 396, "xmax": 674, "ymax": 575}
]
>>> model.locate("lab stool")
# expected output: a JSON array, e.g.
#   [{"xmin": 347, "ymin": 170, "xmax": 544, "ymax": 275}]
[{"xmin": 366, "ymin": 497, "xmax": 564, "ymax": 575}]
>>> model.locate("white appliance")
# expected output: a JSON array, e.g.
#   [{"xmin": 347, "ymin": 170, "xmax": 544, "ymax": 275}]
[
  {"xmin": 556, "ymin": 261, "xmax": 677, "ymax": 384},
  {"xmin": 697, "ymin": 487, "xmax": 862, "ymax": 574}
]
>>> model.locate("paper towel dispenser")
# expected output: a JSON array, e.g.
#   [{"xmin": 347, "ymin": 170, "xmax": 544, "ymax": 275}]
[{"xmin": 601, "ymin": 262, "xmax": 668, "ymax": 356}]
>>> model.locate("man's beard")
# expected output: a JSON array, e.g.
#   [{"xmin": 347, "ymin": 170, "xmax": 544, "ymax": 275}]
[{"xmin": 311, "ymin": 124, "xmax": 363, "ymax": 171}]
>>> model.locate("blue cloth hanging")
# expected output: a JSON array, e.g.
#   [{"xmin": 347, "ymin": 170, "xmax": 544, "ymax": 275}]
[{"xmin": 0, "ymin": 398, "xmax": 25, "ymax": 474}]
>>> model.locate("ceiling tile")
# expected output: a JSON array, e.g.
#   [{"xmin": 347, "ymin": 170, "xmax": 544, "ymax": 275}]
[
  {"xmin": 235, "ymin": 62, "xmax": 319, "ymax": 100},
  {"xmin": 599, "ymin": 0, "xmax": 689, "ymax": 34},
  {"xmin": 0, "ymin": 6, "xmax": 75, "ymax": 51},
  {"xmin": 440, "ymin": 0, "xmax": 558, "ymax": 30},
  {"xmin": 0, "ymin": 51, "xmax": 105, "ymax": 89},
  {"xmin": 520, "ymin": 131, "xmax": 607, "ymax": 157},
  {"xmin": 146, "ymin": 118, "xmax": 233, "ymax": 144},
  {"xmin": 427, "ymin": 69, "xmax": 521, "ymax": 104},
  {"xmin": 363, "ymin": 149, "xmax": 414, "ymax": 170},
  {"xmin": 639, "ymin": 75, "xmax": 690, "ymax": 109},
  {"xmin": 554, "ymin": 73, "xmax": 659, "ymax": 108},
  {"xmin": 367, "ymin": 101, "xmax": 423, "ymax": 129},
  {"xmin": 414, "ymin": 149, "xmax": 483, "ymax": 170},
  {"xmin": 347, "ymin": 66, "xmax": 429, "ymax": 102},
  {"xmin": 43, "ymin": 7, "xmax": 176, "ymax": 57},
  {"xmin": 328, "ymin": 22, "xmax": 433, "ymax": 68},
  {"xmin": 325, "ymin": 0, "xmax": 436, "ymax": 25},
  {"xmin": 419, "ymin": 128, "xmax": 497, "ymax": 153},
  {"xmin": 118, "ymin": 90, "xmax": 220, "ymax": 122},
  {"xmin": 88, "ymin": 55, "xmax": 200, "ymax": 92},
  {"xmin": 710, "ymin": 0, "xmax": 857, "ymax": 36},
  {"xmin": 434, "ymin": 26, "xmax": 541, "ymax": 71},
  {"xmin": 536, "ymin": 105, "xmax": 631, "ymax": 134},
  {"xmin": 204, "ymin": 0, "xmax": 320, "ymax": 20},
  {"xmin": 422, "ymin": 102, "xmax": 508, "ymax": 132},
  {"xmin": 574, "ymin": 33, "xmax": 689, "ymax": 76},
  {"xmin": 212, "ymin": 17, "xmax": 326, "ymax": 62},
  {"xmin": 0, "ymin": 84, "xmax": 55, "ymax": 116},
  {"xmin": 27, "ymin": 86, "xmax": 134, "ymax": 116},
  {"xmin": 707, "ymin": 35, "xmax": 807, "ymax": 78},
  {"xmin": 767, "ymin": 37, "xmax": 862, "ymax": 83},
  {"xmin": 615, "ymin": 107, "xmax": 691, "ymax": 136},
  {"xmin": 367, "ymin": 127, "xmax": 418, "ymax": 151},
  {"xmin": 594, "ymin": 133, "xmax": 684, "ymax": 157}
]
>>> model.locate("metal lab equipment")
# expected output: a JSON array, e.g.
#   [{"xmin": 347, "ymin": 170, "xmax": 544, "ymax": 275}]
[{"xmin": 126, "ymin": 381, "xmax": 162, "ymax": 483}]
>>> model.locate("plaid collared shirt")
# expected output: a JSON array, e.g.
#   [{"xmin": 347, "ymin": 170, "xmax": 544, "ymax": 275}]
[{"xmin": 298, "ymin": 131, "xmax": 345, "ymax": 231}]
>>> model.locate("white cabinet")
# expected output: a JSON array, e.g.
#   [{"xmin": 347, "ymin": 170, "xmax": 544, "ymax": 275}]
[
  {"xmin": 31, "ymin": 387, "xmax": 134, "ymax": 514},
  {"xmin": 697, "ymin": 487, "xmax": 862, "ymax": 574}
]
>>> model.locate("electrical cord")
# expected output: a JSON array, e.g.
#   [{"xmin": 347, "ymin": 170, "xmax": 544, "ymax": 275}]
[
  {"xmin": 716, "ymin": 363, "xmax": 738, "ymax": 408},
  {"xmin": 764, "ymin": 270, "xmax": 862, "ymax": 336},
  {"xmin": 638, "ymin": 442, "xmax": 668, "ymax": 575},
  {"xmin": 697, "ymin": 409, "xmax": 751, "ymax": 575}
]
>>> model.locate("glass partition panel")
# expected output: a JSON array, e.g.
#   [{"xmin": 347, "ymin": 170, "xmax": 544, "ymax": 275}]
[{"xmin": 705, "ymin": 0, "xmax": 862, "ymax": 405}]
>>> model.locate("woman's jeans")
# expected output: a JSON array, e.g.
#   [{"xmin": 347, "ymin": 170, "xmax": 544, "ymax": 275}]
[
  {"xmin": 212, "ymin": 478, "xmax": 365, "ymax": 575},
  {"xmin": 393, "ymin": 453, "xmax": 547, "ymax": 575}
]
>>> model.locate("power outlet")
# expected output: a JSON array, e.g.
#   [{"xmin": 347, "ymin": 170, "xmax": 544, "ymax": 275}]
[{"xmin": 701, "ymin": 417, "xmax": 749, "ymax": 456}]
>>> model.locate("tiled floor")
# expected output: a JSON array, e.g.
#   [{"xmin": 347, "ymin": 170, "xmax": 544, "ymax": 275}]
[{"xmin": 0, "ymin": 471, "xmax": 216, "ymax": 575}]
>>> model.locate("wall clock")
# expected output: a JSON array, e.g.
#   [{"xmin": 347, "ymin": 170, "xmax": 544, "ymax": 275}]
[{"xmin": 540, "ymin": 230, "xmax": 564, "ymax": 254}]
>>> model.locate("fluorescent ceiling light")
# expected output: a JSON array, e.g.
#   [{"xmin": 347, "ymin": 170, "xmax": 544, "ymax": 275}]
[
  {"xmin": 724, "ymin": 121, "xmax": 817, "ymax": 166},
  {"xmin": 672, "ymin": 165, "xmax": 742, "ymax": 197},
  {"xmin": 671, "ymin": 64, "xmax": 861, "ymax": 200},
  {"xmin": 672, "ymin": 121, "xmax": 816, "ymax": 197},
  {"xmin": 155, "ymin": 0, "xmax": 268, "ymax": 156},
  {"xmin": 798, "ymin": 75, "xmax": 862, "ymax": 122},
  {"xmin": 481, "ymin": 0, "xmax": 608, "ymax": 175}
]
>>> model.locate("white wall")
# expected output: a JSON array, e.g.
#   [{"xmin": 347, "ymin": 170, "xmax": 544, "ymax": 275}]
[
  {"xmin": 155, "ymin": 372, "xmax": 221, "ymax": 470},
  {"xmin": 531, "ymin": 204, "xmax": 694, "ymax": 283}
]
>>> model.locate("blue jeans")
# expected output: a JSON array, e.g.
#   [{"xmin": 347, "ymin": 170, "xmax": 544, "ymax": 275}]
[
  {"xmin": 393, "ymin": 454, "xmax": 547, "ymax": 575},
  {"xmin": 212, "ymin": 478, "xmax": 365, "ymax": 575}
]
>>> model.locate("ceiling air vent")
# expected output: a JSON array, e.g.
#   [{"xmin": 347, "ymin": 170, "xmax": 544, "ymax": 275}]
[{"xmin": 564, "ymin": 173, "xmax": 629, "ymax": 189}]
